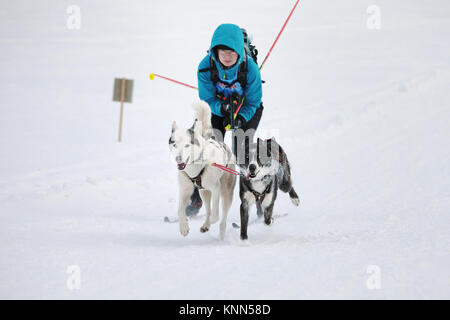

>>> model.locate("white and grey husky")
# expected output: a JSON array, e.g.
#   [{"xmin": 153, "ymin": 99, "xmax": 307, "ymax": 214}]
[
  {"xmin": 168, "ymin": 101, "xmax": 236, "ymax": 239},
  {"xmin": 237, "ymin": 137, "xmax": 300, "ymax": 240}
]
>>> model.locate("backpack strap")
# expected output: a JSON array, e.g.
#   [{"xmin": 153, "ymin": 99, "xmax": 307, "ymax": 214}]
[
  {"xmin": 209, "ymin": 55, "xmax": 221, "ymax": 83},
  {"xmin": 198, "ymin": 53, "xmax": 220, "ymax": 82},
  {"xmin": 236, "ymin": 54, "xmax": 248, "ymax": 88},
  {"xmin": 198, "ymin": 52, "xmax": 248, "ymax": 88}
]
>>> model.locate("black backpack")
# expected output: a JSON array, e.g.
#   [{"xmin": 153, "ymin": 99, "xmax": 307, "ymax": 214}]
[{"xmin": 241, "ymin": 28, "xmax": 258, "ymax": 64}]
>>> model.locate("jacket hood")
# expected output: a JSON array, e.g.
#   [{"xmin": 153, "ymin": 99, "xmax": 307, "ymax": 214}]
[{"xmin": 210, "ymin": 24, "xmax": 244, "ymax": 65}]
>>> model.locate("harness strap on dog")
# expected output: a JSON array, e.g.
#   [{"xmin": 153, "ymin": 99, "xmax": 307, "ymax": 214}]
[
  {"xmin": 252, "ymin": 182, "xmax": 272, "ymax": 204},
  {"xmin": 185, "ymin": 167, "xmax": 206, "ymax": 190},
  {"xmin": 243, "ymin": 179, "xmax": 272, "ymax": 213}
]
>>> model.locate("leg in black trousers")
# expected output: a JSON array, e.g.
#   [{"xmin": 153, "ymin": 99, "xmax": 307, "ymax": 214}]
[{"xmin": 233, "ymin": 104, "xmax": 264, "ymax": 161}]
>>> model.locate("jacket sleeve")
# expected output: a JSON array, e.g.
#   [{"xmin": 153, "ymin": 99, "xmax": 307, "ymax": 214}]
[
  {"xmin": 237, "ymin": 58, "xmax": 262, "ymax": 122},
  {"xmin": 197, "ymin": 57, "xmax": 223, "ymax": 117}
]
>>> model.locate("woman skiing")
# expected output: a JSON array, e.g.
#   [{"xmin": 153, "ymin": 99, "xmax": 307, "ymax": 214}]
[{"xmin": 185, "ymin": 23, "xmax": 264, "ymax": 216}]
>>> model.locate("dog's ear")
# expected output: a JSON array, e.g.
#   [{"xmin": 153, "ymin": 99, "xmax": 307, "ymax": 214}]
[
  {"xmin": 266, "ymin": 138, "xmax": 281, "ymax": 162},
  {"xmin": 171, "ymin": 121, "xmax": 178, "ymax": 132},
  {"xmin": 192, "ymin": 119, "xmax": 201, "ymax": 136},
  {"xmin": 257, "ymin": 138, "xmax": 265, "ymax": 154},
  {"xmin": 256, "ymin": 137, "xmax": 262, "ymax": 154},
  {"xmin": 266, "ymin": 139, "xmax": 272, "ymax": 155}
]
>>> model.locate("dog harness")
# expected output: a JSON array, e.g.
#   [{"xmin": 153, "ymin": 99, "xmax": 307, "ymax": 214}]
[
  {"xmin": 244, "ymin": 179, "xmax": 273, "ymax": 215},
  {"xmin": 185, "ymin": 167, "xmax": 206, "ymax": 190},
  {"xmin": 184, "ymin": 139, "xmax": 234, "ymax": 190}
]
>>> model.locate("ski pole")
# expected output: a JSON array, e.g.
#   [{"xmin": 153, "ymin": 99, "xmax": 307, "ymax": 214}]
[
  {"xmin": 259, "ymin": 0, "xmax": 301, "ymax": 71},
  {"xmin": 230, "ymin": 98, "xmax": 237, "ymax": 158},
  {"xmin": 224, "ymin": 96, "xmax": 245, "ymax": 131},
  {"xmin": 149, "ymin": 73, "xmax": 198, "ymax": 90}
]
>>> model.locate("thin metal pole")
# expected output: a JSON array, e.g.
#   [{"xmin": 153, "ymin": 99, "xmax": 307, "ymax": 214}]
[{"xmin": 118, "ymin": 78, "xmax": 126, "ymax": 142}]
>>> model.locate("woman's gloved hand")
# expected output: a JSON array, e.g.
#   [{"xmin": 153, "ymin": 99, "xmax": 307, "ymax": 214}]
[
  {"xmin": 220, "ymin": 102, "xmax": 231, "ymax": 118},
  {"xmin": 234, "ymin": 114, "xmax": 246, "ymax": 129}
]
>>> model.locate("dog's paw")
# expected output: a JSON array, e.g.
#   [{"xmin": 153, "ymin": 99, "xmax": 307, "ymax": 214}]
[
  {"xmin": 200, "ymin": 225, "xmax": 209, "ymax": 233},
  {"xmin": 219, "ymin": 227, "xmax": 226, "ymax": 240},
  {"xmin": 238, "ymin": 237, "xmax": 251, "ymax": 246},
  {"xmin": 264, "ymin": 217, "xmax": 274, "ymax": 226},
  {"xmin": 291, "ymin": 196, "xmax": 300, "ymax": 207},
  {"xmin": 179, "ymin": 222, "xmax": 190, "ymax": 237}
]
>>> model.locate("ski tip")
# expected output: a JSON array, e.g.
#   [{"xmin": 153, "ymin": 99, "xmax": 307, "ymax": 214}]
[
  {"xmin": 149, "ymin": 73, "xmax": 155, "ymax": 80},
  {"xmin": 164, "ymin": 216, "xmax": 170, "ymax": 222}
]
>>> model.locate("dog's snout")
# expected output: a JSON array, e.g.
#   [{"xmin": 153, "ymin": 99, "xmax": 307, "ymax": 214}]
[
  {"xmin": 175, "ymin": 155, "xmax": 182, "ymax": 163},
  {"xmin": 249, "ymin": 164, "xmax": 256, "ymax": 172}
]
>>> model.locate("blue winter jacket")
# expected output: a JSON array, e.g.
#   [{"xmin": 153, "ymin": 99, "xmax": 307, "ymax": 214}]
[{"xmin": 197, "ymin": 24, "xmax": 262, "ymax": 122}]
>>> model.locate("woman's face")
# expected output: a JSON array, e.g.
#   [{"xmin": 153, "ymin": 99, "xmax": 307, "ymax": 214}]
[{"xmin": 218, "ymin": 48, "xmax": 238, "ymax": 67}]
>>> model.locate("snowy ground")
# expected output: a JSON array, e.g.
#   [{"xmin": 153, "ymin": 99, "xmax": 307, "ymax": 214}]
[{"xmin": 0, "ymin": 0, "xmax": 449, "ymax": 299}]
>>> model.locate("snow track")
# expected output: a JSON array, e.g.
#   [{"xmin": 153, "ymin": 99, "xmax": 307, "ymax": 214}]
[{"xmin": 1, "ymin": 0, "xmax": 449, "ymax": 299}]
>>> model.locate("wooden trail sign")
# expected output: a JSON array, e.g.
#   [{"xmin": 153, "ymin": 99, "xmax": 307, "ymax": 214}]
[{"xmin": 113, "ymin": 78, "xmax": 134, "ymax": 142}]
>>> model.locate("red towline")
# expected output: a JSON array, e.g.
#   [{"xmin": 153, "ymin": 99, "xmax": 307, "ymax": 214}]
[
  {"xmin": 149, "ymin": 73, "xmax": 198, "ymax": 90},
  {"xmin": 212, "ymin": 162, "xmax": 240, "ymax": 176}
]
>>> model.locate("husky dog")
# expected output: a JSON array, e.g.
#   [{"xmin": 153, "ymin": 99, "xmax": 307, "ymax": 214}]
[
  {"xmin": 236, "ymin": 137, "xmax": 300, "ymax": 240},
  {"xmin": 168, "ymin": 101, "xmax": 236, "ymax": 239}
]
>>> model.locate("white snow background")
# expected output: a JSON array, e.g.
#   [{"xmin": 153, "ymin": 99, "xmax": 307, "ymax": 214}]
[{"xmin": 0, "ymin": 0, "xmax": 449, "ymax": 299}]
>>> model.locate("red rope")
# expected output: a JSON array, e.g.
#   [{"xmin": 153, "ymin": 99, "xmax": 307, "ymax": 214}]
[
  {"xmin": 234, "ymin": 97, "xmax": 244, "ymax": 117},
  {"xmin": 259, "ymin": 0, "xmax": 301, "ymax": 71},
  {"xmin": 152, "ymin": 73, "xmax": 198, "ymax": 90},
  {"xmin": 212, "ymin": 163, "xmax": 240, "ymax": 175}
]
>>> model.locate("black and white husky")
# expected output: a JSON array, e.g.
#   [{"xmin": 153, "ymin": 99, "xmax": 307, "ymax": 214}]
[
  {"xmin": 168, "ymin": 101, "xmax": 236, "ymax": 239},
  {"xmin": 236, "ymin": 137, "xmax": 300, "ymax": 240}
]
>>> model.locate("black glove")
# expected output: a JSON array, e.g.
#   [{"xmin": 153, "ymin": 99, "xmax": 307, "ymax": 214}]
[
  {"xmin": 234, "ymin": 114, "xmax": 246, "ymax": 129},
  {"xmin": 222, "ymin": 116, "xmax": 230, "ymax": 128},
  {"xmin": 222, "ymin": 114, "xmax": 246, "ymax": 129},
  {"xmin": 230, "ymin": 92, "xmax": 244, "ymax": 108},
  {"xmin": 220, "ymin": 102, "xmax": 232, "ymax": 118}
]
